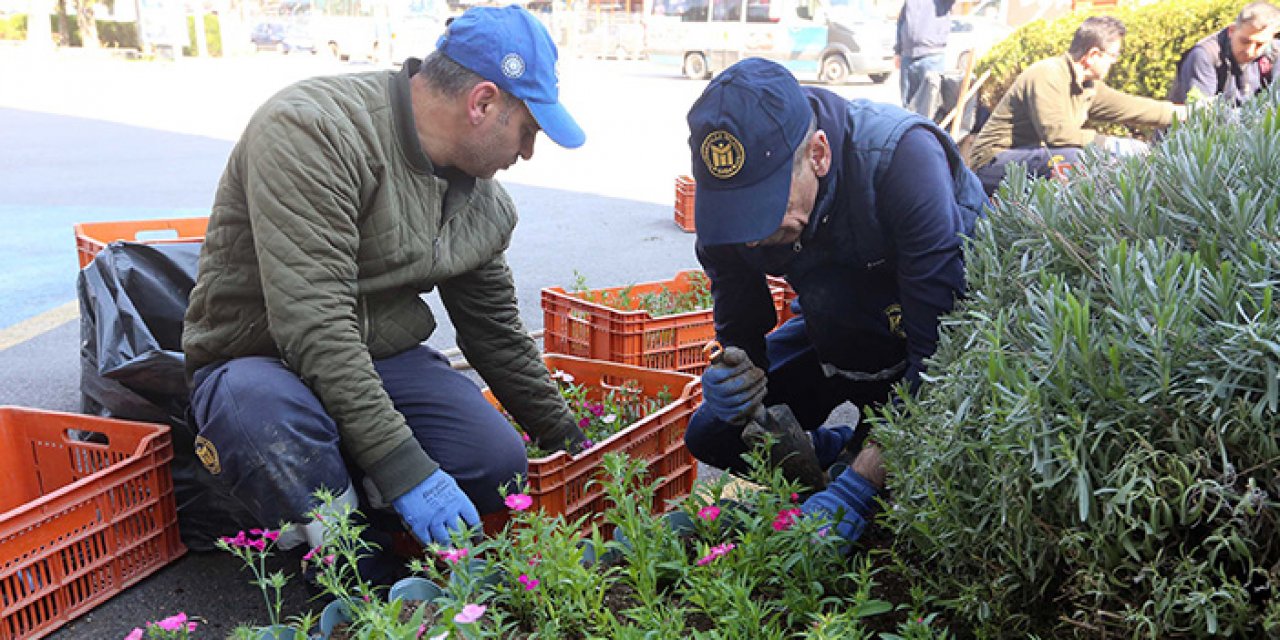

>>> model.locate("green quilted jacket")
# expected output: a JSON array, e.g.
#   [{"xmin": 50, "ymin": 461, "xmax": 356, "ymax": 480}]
[{"xmin": 182, "ymin": 60, "xmax": 574, "ymax": 501}]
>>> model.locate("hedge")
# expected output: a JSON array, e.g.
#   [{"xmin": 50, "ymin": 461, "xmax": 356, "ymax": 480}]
[
  {"xmin": 975, "ymin": 0, "xmax": 1242, "ymax": 109},
  {"xmin": 877, "ymin": 92, "xmax": 1280, "ymax": 637}
]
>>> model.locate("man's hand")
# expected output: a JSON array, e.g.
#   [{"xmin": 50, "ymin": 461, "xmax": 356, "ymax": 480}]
[
  {"xmin": 700, "ymin": 346, "xmax": 767, "ymax": 425},
  {"xmin": 391, "ymin": 470, "xmax": 480, "ymax": 545},
  {"xmin": 536, "ymin": 416, "xmax": 589, "ymax": 454},
  {"xmin": 801, "ymin": 448, "xmax": 885, "ymax": 543}
]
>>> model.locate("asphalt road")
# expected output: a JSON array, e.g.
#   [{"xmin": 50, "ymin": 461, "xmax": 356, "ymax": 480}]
[{"xmin": 0, "ymin": 43, "xmax": 897, "ymax": 639}]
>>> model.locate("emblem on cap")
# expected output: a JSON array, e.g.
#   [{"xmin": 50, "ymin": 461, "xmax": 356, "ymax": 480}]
[
  {"xmin": 701, "ymin": 130, "xmax": 745, "ymax": 179},
  {"xmin": 502, "ymin": 53, "xmax": 526, "ymax": 79}
]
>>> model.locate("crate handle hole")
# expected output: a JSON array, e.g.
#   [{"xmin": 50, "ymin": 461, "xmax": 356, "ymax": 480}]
[
  {"xmin": 67, "ymin": 429, "xmax": 110, "ymax": 445},
  {"xmin": 133, "ymin": 229, "xmax": 181, "ymax": 242}
]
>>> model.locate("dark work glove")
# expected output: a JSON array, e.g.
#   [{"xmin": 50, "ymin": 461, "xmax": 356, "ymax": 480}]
[
  {"xmin": 535, "ymin": 415, "xmax": 589, "ymax": 454},
  {"xmin": 800, "ymin": 465, "xmax": 881, "ymax": 543},
  {"xmin": 391, "ymin": 470, "xmax": 480, "ymax": 545},
  {"xmin": 700, "ymin": 346, "xmax": 766, "ymax": 425}
]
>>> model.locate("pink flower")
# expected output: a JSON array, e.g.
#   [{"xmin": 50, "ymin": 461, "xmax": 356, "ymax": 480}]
[
  {"xmin": 124, "ymin": 628, "xmax": 144, "ymax": 640},
  {"xmin": 263, "ymin": 530, "xmax": 280, "ymax": 542},
  {"xmin": 772, "ymin": 508, "xmax": 803, "ymax": 532},
  {"xmin": 453, "ymin": 603, "xmax": 486, "ymax": 624},
  {"xmin": 250, "ymin": 528, "xmax": 264, "ymax": 536},
  {"xmin": 154, "ymin": 612, "xmax": 189, "ymax": 632},
  {"xmin": 302, "ymin": 545, "xmax": 321, "ymax": 562},
  {"xmin": 790, "ymin": 493, "xmax": 800, "ymax": 502},
  {"xmin": 505, "ymin": 493, "xmax": 533, "ymax": 511},
  {"xmin": 436, "ymin": 547, "xmax": 469, "ymax": 563},
  {"xmin": 323, "ymin": 554, "xmax": 335, "ymax": 565},
  {"xmin": 249, "ymin": 538, "xmax": 267, "ymax": 552},
  {"xmin": 220, "ymin": 531, "xmax": 249, "ymax": 548},
  {"xmin": 528, "ymin": 553, "xmax": 541, "ymax": 566},
  {"xmin": 578, "ymin": 417, "xmax": 590, "ymax": 429},
  {"xmin": 696, "ymin": 542, "xmax": 736, "ymax": 566},
  {"xmin": 697, "ymin": 505, "xmax": 721, "ymax": 521},
  {"xmin": 521, "ymin": 432, "xmax": 531, "ymax": 443},
  {"xmin": 518, "ymin": 574, "xmax": 540, "ymax": 590},
  {"xmin": 589, "ymin": 403, "xmax": 604, "ymax": 417}
]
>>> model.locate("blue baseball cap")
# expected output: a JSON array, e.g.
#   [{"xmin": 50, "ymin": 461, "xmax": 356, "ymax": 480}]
[
  {"xmin": 436, "ymin": 5, "xmax": 585, "ymax": 149},
  {"xmin": 686, "ymin": 58, "xmax": 812, "ymax": 246}
]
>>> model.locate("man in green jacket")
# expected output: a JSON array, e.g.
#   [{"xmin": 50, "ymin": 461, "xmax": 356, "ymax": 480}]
[
  {"xmin": 968, "ymin": 16, "xmax": 1187, "ymax": 196},
  {"xmin": 182, "ymin": 6, "xmax": 587, "ymax": 559}
]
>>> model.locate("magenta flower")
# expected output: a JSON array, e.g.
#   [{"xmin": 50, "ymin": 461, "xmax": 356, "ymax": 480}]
[
  {"xmin": 124, "ymin": 628, "xmax": 144, "ymax": 640},
  {"xmin": 323, "ymin": 554, "xmax": 335, "ymax": 565},
  {"xmin": 581, "ymin": 439, "xmax": 594, "ymax": 450},
  {"xmin": 454, "ymin": 603, "xmax": 487, "ymax": 624},
  {"xmin": 772, "ymin": 508, "xmax": 803, "ymax": 532},
  {"xmin": 302, "ymin": 545, "xmax": 321, "ymax": 562},
  {"xmin": 518, "ymin": 574, "xmax": 540, "ymax": 590},
  {"xmin": 505, "ymin": 493, "xmax": 533, "ymax": 511},
  {"xmin": 155, "ymin": 612, "xmax": 196, "ymax": 632},
  {"xmin": 437, "ymin": 547, "xmax": 469, "ymax": 563},
  {"xmin": 696, "ymin": 542, "xmax": 736, "ymax": 566},
  {"xmin": 589, "ymin": 403, "xmax": 604, "ymax": 417},
  {"xmin": 697, "ymin": 505, "xmax": 721, "ymax": 521},
  {"xmin": 578, "ymin": 416, "xmax": 590, "ymax": 429},
  {"xmin": 521, "ymin": 432, "xmax": 531, "ymax": 443},
  {"xmin": 790, "ymin": 492, "xmax": 800, "ymax": 502},
  {"xmin": 263, "ymin": 530, "xmax": 280, "ymax": 542},
  {"xmin": 220, "ymin": 530, "xmax": 249, "ymax": 547}
]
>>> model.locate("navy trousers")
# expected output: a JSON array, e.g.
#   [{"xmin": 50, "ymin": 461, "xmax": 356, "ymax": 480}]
[
  {"xmin": 189, "ymin": 345, "xmax": 527, "ymax": 529},
  {"xmin": 975, "ymin": 146, "xmax": 1083, "ymax": 196},
  {"xmin": 684, "ymin": 316, "xmax": 895, "ymax": 476}
]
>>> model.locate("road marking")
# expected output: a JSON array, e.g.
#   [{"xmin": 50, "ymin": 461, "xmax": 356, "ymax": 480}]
[{"xmin": 0, "ymin": 301, "xmax": 79, "ymax": 352}]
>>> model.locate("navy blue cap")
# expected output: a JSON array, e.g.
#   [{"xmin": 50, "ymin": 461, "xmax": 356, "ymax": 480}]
[
  {"xmin": 437, "ymin": 5, "xmax": 585, "ymax": 149},
  {"xmin": 686, "ymin": 58, "xmax": 812, "ymax": 245}
]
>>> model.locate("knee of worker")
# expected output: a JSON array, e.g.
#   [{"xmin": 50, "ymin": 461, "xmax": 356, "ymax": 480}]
[
  {"xmin": 684, "ymin": 407, "xmax": 749, "ymax": 472},
  {"xmin": 189, "ymin": 357, "xmax": 347, "ymax": 527},
  {"xmin": 449, "ymin": 431, "xmax": 528, "ymax": 515}
]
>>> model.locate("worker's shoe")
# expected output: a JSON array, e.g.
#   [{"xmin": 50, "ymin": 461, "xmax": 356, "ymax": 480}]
[{"xmin": 742, "ymin": 404, "xmax": 829, "ymax": 493}]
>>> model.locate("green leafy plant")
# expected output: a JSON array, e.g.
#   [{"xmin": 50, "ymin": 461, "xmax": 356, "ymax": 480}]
[
  {"xmin": 507, "ymin": 368, "xmax": 672, "ymax": 458},
  {"xmin": 571, "ymin": 270, "xmax": 715, "ymax": 317},
  {"xmin": 877, "ymin": 94, "xmax": 1280, "ymax": 637}
]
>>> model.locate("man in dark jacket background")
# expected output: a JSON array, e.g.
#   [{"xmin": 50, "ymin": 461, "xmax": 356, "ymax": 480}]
[
  {"xmin": 1168, "ymin": 1, "xmax": 1280, "ymax": 106},
  {"xmin": 182, "ymin": 6, "xmax": 588, "ymax": 566},
  {"xmin": 895, "ymin": 0, "xmax": 954, "ymax": 114},
  {"xmin": 684, "ymin": 58, "xmax": 985, "ymax": 543}
]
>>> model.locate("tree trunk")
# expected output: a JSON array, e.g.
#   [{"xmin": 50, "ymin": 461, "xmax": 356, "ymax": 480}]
[
  {"xmin": 56, "ymin": 0, "xmax": 69, "ymax": 46},
  {"xmin": 75, "ymin": 0, "xmax": 98, "ymax": 49}
]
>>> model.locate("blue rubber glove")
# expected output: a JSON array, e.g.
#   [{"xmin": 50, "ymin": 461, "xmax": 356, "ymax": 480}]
[
  {"xmin": 700, "ymin": 346, "xmax": 766, "ymax": 425},
  {"xmin": 801, "ymin": 464, "xmax": 881, "ymax": 543},
  {"xmin": 391, "ymin": 470, "xmax": 481, "ymax": 545}
]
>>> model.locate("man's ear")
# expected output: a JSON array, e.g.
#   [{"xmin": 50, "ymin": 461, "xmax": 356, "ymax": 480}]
[
  {"xmin": 811, "ymin": 130, "xmax": 832, "ymax": 177},
  {"xmin": 466, "ymin": 81, "xmax": 503, "ymax": 125}
]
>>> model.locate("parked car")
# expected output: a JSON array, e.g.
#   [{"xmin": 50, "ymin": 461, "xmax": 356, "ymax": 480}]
[
  {"xmin": 945, "ymin": 1, "xmax": 1012, "ymax": 72},
  {"xmin": 250, "ymin": 21, "xmax": 317, "ymax": 54}
]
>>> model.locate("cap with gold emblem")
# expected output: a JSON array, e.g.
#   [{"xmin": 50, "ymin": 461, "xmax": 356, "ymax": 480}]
[{"xmin": 685, "ymin": 58, "xmax": 813, "ymax": 246}]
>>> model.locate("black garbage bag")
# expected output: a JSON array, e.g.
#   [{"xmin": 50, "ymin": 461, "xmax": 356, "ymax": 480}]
[{"xmin": 78, "ymin": 242, "xmax": 255, "ymax": 550}]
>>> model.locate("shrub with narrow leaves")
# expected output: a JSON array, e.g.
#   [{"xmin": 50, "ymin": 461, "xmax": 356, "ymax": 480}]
[{"xmin": 877, "ymin": 94, "xmax": 1280, "ymax": 637}]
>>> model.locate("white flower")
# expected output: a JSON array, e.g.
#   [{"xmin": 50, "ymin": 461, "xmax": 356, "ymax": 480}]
[{"xmin": 602, "ymin": 414, "xmax": 617, "ymax": 424}]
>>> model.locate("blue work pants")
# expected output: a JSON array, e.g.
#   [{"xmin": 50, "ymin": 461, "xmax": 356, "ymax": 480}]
[{"xmin": 189, "ymin": 345, "xmax": 527, "ymax": 530}]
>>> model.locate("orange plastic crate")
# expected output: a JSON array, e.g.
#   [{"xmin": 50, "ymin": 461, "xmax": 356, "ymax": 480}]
[
  {"xmin": 0, "ymin": 407, "xmax": 186, "ymax": 640},
  {"xmin": 480, "ymin": 355, "xmax": 701, "ymax": 534},
  {"xmin": 541, "ymin": 270, "xmax": 790, "ymax": 374},
  {"xmin": 74, "ymin": 217, "xmax": 209, "ymax": 268},
  {"xmin": 674, "ymin": 175, "xmax": 696, "ymax": 233}
]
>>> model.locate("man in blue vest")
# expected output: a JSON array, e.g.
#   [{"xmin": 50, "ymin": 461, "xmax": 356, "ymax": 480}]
[{"xmin": 685, "ymin": 57, "xmax": 985, "ymax": 542}]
